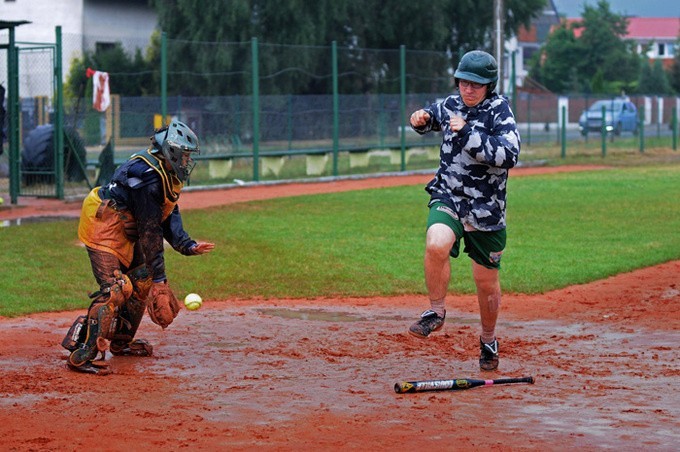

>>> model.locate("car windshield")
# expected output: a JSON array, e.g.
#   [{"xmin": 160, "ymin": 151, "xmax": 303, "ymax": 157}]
[{"xmin": 588, "ymin": 100, "xmax": 623, "ymax": 112}]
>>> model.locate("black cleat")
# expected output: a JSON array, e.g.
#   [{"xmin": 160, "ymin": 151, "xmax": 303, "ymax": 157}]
[
  {"xmin": 110, "ymin": 339, "xmax": 153, "ymax": 357},
  {"xmin": 408, "ymin": 310, "xmax": 446, "ymax": 338},
  {"xmin": 66, "ymin": 359, "xmax": 112, "ymax": 376},
  {"xmin": 479, "ymin": 338, "xmax": 499, "ymax": 371}
]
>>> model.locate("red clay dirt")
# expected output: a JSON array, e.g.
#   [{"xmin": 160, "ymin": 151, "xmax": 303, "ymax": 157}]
[{"xmin": 1, "ymin": 165, "xmax": 678, "ymax": 451}]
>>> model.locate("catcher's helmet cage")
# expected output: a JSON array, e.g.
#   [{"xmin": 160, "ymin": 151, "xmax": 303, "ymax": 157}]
[
  {"xmin": 454, "ymin": 50, "xmax": 498, "ymax": 93},
  {"xmin": 151, "ymin": 121, "xmax": 200, "ymax": 181}
]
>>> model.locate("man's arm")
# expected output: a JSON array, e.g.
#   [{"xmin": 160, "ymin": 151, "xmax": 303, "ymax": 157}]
[{"xmin": 162, "ymin": 205, "xmax": 216, "ymax": 256}]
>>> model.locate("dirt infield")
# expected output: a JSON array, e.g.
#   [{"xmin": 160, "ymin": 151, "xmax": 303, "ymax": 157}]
[{"xmin": 1, "ymin": 166, "xmax": 679, "ymax": 450}]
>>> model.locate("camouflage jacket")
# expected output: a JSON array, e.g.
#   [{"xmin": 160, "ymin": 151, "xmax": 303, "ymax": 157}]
[{"xmin": 413, "ymin": 92, "xmax": 520, "ymax": 231}]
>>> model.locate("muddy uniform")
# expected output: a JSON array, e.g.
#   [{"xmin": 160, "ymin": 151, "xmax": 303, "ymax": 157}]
[
  {"xmin": 414, "ymin": 92, "xmax": 520, "ymax": 232},
  {"xmin": 63, "ymin": 120, "xmax": 211, "ymax": 375},
  {"xmin": 79, "ymin": 149, "xmax": 199, "ymax": 284}
]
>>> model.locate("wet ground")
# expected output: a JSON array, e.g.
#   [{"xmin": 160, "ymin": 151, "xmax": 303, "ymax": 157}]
[
  {"xmin": 1, "ymin": 167, "xmax": 678, "ymax": 450},
  {"xmin": 1, "ymin": 273, "xmax": 678, "ymax": 450}
]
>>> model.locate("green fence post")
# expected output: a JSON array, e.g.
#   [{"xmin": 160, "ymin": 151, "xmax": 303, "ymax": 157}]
[
  {"xmin": 55, "ymin": 26, "xmax": 64, "ymax": 199},
  {"xmin": 287, "ymin": 94, "xmax": 293, "ymax": 149},
  {"xmin": 561, "ymin": 105, "xmax": 566, "ymax": 158},
  {"xmin": 584, "ymin": 94, "xmax": 589, "ymax": 143},
  {"xmin": 251, "ymin": 37, "xmax": 260, "ymax": 181},
  {"xmin": 399, "ymin": 45, "xmax": 406, "ymax": 171},
  {"xmin": 235, "ymin": 95, "xmax": 242, "ymax": 151},
  {"xmin": 332, "ymin": 40, "xmax": 339, "ymax": 176},
  {"xmin": 161, "ymin": 32, "xmax": 167, "ymax": 122},
  {"xmin": 601, "ymin": 105, "xmax": 606, "ymax": 157},
  {"xmin": 526, "ymin": 92, "xmax": 531, "ymax": 146},
  {"xmin": 672, "ymin": 106, "xmax": 677, "ymax": 151},
  {"xmin": 8, "ymin": 26, "xmax": 19, "ymax": 203},
  {"xmin": 511, "ymin": 50, "xmax": 516, "ymax": 115},
  {"xmin": 378, "ymin": 93, "xmax": 385, "ymax": 147},
  {"xmin": 656, "ymin": 97, "xmax": 661, "ymax": 139},
  {"xmin": 639, "ymin": 105, "xmax": 645, "ymax": 154}
]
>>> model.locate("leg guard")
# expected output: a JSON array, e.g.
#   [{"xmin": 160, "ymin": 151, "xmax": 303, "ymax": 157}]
[
  {"xmin": 65, "ymin": 271, "xmax": 132, "ymax": 373},
  {"xmin": 61, "ymin": 315, "xmax": 87, "ymax": 352},
  {"xmin": 110, "ymin": 265, "xmax": 153, "ymax": 357},
  {"xmin": 110, "ymin": 295, "xmax": 153, "ymax": 356},
  {"xmin": 66, "ymin": 297, "xmax": 114, "ymax": 371}
]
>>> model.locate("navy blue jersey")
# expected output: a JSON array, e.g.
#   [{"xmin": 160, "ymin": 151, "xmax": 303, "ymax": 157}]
[{"xmin": 99, "ymin": 150, "xmax": 196, "ymax": 281}]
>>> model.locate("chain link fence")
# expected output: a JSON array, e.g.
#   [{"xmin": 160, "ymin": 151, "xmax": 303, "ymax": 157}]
[{"xmin": 3, "ymin": 32, "xmax": 679, "ymax": 199}]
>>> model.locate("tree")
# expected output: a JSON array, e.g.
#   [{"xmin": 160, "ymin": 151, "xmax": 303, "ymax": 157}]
[
  {"xmin": 357, "ymin": 0, "xmax": 545, "ymax": 93},
  {"xmin": 670, "ymin": 36, "xmax": 680, "ymax": 94},
  {"xmin": 149, "ymin": 0, "xmax": 547, "ymax": 96},
  {"xmin": 64, "ymin": 43, "xmax": 156, "ymax": 102},
  {"xmin": 638, "ymin": 59, "xmax": 672, "ymax": 94},
  {"xmin": 529, "ymin": 0, "xmax": 641, "ymax": 94},
  {"xmin": 528, "ymin": 22, "xmax": 581, "ymax": 93},
  {"xmin": 576, "ymin": 1, "xmax": 639, "ymax": 94}
]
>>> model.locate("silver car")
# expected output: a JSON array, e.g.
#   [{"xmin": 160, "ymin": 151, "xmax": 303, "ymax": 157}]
[{"xmin": 578, "ymin": 99, "xmax": 639, "ymax": 136}]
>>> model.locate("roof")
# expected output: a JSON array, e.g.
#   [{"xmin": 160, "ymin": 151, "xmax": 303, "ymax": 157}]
[
  {"xmin": 560, "ymin": 17, "xmax": 680, "ymax": 40},
  {"xmin": 626, "ymin": 17, "xmax": 680, "ymax": 39},
  {"xmin": 0, "ymin": 20, "xmax": 31, "ymax": 30},
  {"xmin": 518, "ymin": 26, "xmax": 537, "ymax": 42}
]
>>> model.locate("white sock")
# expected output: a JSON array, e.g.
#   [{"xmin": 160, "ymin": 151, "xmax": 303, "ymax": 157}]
[
  {"xmin": 481, "ymin": 331, "xmax": 496, "ymax": 344},
  {"xmin": 430, "ymin": 298, "xmax": 446, "ymax": 317}
]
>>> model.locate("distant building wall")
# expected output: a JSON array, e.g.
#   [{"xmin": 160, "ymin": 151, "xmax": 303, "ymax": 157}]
[
  {"xmin": 0, "ymin": 0, "xmax": 156, "ymax": 97},
  {"xmin": 82, "ymin": 0, "xmax": 156, "ymax": 55}
]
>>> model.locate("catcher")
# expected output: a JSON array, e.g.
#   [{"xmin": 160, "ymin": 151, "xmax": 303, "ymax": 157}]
[{"xmin": 62, "ymin": 120, "xmax": 215, "ymax": 375}]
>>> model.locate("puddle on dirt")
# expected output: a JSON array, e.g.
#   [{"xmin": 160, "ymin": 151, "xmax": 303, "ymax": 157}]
[
  {"xmin": 205, "ymin": 341, "xmax": 246, "ymax": 349},
  {"xmin": 0, "ymin": 392, "xmax": 62, "ymax": 407},
  {"xmin": 257, "ymin": 308, "xmax": 368, "ymax": 322},
  {"xmin": 255, "ymin": 308, "xmax": 476, "ymax": 324},
  {"xmin": 1, "ymin": 216, "xmax": 76, "ymax": 227}
]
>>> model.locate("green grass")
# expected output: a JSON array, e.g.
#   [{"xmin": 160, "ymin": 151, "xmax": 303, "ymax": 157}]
[{"xmin": 1, "ymin": 164, "xmax": 679, "ymax": 317}]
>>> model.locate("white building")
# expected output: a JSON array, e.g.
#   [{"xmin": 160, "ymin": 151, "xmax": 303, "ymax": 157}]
[{"xmin": 0, "ymin": 0, "xmax": 156, "ymax": 97}]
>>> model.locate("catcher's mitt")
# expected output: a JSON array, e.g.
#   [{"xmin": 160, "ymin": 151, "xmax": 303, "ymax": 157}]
[{"xmin": 147, "ymin": 281, "xmax": 181, "ymax": 329}]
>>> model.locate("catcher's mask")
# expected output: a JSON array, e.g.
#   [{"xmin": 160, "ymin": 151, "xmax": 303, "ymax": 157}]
[
  {"xmin": 151, "ymin": 121, "xmax": 200, "ymax": 182},
  {"xmin": 454, "ymin": 50, "xmax": 498, "ymax": 95}
]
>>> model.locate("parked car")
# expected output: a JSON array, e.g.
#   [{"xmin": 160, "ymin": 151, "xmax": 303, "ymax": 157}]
[{"xmin": 578, "ymin": 99, "xmax": 638, "ymax": 136}]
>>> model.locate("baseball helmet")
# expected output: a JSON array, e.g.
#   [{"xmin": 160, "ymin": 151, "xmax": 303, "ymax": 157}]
[
  {"xmin": 454, "ymin": 50, "xmax": 498, "ymax": 92},
  {"xmin": 151, "ymin": 120, "xmax": 200, "ymax": 181}
]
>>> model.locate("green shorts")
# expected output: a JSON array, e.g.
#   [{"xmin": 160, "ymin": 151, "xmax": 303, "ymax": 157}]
[{"xmin": 427, "ymin": 201, "xmax": 506, "ymax": 269}]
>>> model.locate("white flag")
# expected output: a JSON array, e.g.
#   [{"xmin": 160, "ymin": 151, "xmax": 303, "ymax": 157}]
[{"xmin": 92, "ymin": 71, "xmax": 110, "ymax": 112}]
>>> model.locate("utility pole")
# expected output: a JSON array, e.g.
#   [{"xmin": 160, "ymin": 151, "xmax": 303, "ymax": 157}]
[{"xmin": 494, "ymin": 0, "xmax": 504, "ymax": 93}]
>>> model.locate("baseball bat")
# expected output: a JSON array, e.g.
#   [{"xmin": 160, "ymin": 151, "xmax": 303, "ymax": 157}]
[{"xmin": 394, "ymin": 376, "xmax": 535, "ymax": 394}]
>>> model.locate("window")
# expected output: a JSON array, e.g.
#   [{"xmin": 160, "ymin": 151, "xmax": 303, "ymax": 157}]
[
  {"xmin": 95, "ymin": 42, "xmax": 116, "ymax": 54},
  {"xmin": 658, "ymin": 43, "xmax": 666, "ymax": 57}
]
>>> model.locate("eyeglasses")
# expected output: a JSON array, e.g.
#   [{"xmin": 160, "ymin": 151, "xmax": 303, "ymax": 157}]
[{"xmin": 459, "ymin": 80, "xmax": 486, "ymax": 90}]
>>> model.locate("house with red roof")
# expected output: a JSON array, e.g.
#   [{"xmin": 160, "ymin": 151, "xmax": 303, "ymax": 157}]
[
  {"xmin": 509, "ymin": 5, "xmax": 679, "ymax": 91},
  {"xmin": 555, "ymin": 17, "xmax": 678, "ymax": 68},
  {"xmin": 627, "ymin": 17, "xmax": 680, "ymax": 69}
]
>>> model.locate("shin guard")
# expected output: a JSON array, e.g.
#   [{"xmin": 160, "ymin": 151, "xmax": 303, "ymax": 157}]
[
  {"xmin": 65, "ymin": 271, "xmax": 132, "ymax": 370},
  {"xmin": 61, "ymin": 315, "xmax": 87, "ymax": 352},
  {"xmin": 110, "ymin": 265, "xmax": 153, "ymax": 356},
  {"xmin": 67, "ymin": 301, "xmax": 113, "ymax": 368},
  {"xmin": 110, "ymin": 295, "xmax": 152, "ymax": 356}
]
